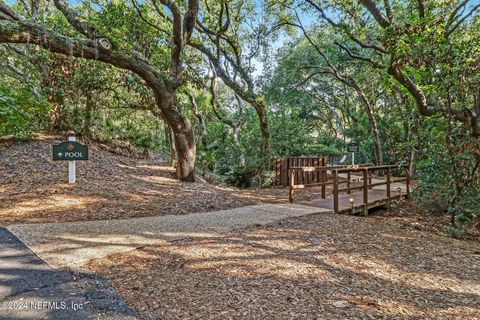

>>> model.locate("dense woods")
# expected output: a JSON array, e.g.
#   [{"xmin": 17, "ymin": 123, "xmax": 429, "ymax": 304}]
[{"xmin": 0, "ymin": 0, "xmax": 479, "ymax": 235}]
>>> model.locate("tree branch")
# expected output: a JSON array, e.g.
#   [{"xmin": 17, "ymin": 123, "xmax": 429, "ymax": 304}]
[
  {"xmin": 417, "ymin": 0, "xmax": 425, "ymax": 18},
  {"xmin": 0, "ymin": 2, "xmax": 23, "ymax": 21},
  {"xmin": 53, "ymin": 0, "xmax": 101, "ymax": 39},
  {"xmin": 388, "ymin": 61, "xmax": 479, "ymax": 137},
  {"xmin": 305, "ymin": 0, "xmax": 387, "ymax": 54},
  {"xmin": 0, "ymin": 19, "xmax": 161, "ymax": 87},
  {"xmin": 131, "ymin": 0, "xmax": 169, "ymax": 35},
  {"xmin": 446, "ymin": 3, "xmax": 480, "ymax": 36},
  {"xmin": 360, "ymin": 0, "xmax": 390, "ymax": 28},
  {"xmin": 334, "ymin": 41, "xmax": 386, "ymax": 69}
]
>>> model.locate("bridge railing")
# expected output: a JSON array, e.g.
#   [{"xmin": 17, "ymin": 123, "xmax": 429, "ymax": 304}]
[
  {"xmin": 288, "ymin": 165, "xmax": 348, "ymax": 202},
  {"xmin": 332, "ymin": 165, "xmax": 410, "ymax": 214},
  {"xmin": 289, "ymin": 164, "xmax": 410, "ymax": 214}
]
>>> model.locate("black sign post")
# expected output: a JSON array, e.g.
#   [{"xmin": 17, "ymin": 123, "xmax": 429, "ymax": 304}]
[{"xmin": 347, "ymin": 143, "xmax": 359, "ymax": 165}]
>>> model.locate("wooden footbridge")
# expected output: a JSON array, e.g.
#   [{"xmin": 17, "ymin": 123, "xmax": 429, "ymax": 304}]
[{"xmin": 288, "ymin": 164, "xmax": 410, "ymax": 215}]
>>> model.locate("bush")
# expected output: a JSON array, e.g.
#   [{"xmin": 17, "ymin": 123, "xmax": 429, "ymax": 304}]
[
  {"xmin": 0, "ymin": 86, "xmax": 50, "ymax": 139},
  {"xmin": 221, "ymin": 166, "xmax": 257, "ymax": 188},
  {"xmin": 414, "ymin": 156, "xmax": 452, "ymax": 212},
  {"xmin": 251, "ymin": 170, "xmax": 276, "ymax": 188},
  {"xmin": 415, "ymin": 151, "xmax": 480, "ymax": 237}
]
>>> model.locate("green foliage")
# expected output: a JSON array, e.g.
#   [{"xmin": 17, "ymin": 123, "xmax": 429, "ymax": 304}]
[
  {"xmin": 305, "ymin": 144, "xmax": 342, "ymax": 157},
  {"xmin": 220, "ymin": 165, "xmax": 257, "ymax": 188},
  {"xmin": 0, "ymin": 85, "xmax": 50, "ymax": 138},
  {"xmin": 447, "ymin": 187, "xmax": 480, "ymax": 237},
  {"xmin": 414, "ymin": 156, "xmax": 453, "ymax": 212},
  {"xmin": 414, "ymin": 126, "xmax": 480, "ymax": 237}
]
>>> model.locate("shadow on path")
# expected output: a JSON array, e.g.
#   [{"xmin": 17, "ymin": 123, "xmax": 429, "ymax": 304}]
[{"xmin": 0, "ymin": 228, "xmax": 136, "ymax": 320}]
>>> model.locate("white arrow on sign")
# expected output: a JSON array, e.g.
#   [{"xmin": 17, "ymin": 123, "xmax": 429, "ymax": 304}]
[{"xmin": 58, "ymin": 153, "xmax": 63, "ymax": 157}]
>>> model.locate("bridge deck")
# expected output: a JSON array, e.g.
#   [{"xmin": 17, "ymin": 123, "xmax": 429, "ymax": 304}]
[{"xmin": 299, "ymin": 188, "xmax": 407, "ymax": 214}]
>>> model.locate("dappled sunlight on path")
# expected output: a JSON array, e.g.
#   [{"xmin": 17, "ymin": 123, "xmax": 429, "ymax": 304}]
[
  {"xmin": 86, "ymin": 214, "xmax": 480, "ymax": 319},
  {"xmin": 7, "ymin": 204, "xmax": 328, "ymax": 268}
]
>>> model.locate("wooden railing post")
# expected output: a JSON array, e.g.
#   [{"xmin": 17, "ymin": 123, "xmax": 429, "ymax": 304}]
[
  {"xmin": 363, "ymin": 168, "xmax": 369, "ymax": 216},
  {"xmin": 321, "ymin": 168, "xmax": 326, "ymax": 199},
  {"xmin": 386, "ymin": 167, "xmax": 391, "ymax": 210},
  {"xmin": 347, "ymin": 171, "xmax": 351, "ymax": 194},
  {"xmin": 289, "ymin": 168, "xmax": 295, "ymax": 203},
  {"xmin": 333, "ymin": 169, "xmax": 339, "ymax": 213},
  {"xmin": 368, "ymin": 170, "xmax": 373, "ymax": 189},
  {"xmin": 321, "ymin": 157, "xmax": 326, "ymax": 198}
]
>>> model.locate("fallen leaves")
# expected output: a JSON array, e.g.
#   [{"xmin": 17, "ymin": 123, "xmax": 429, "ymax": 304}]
[
  {"xmin": 86, "ymin": 214, "xmax": 480, "ymax": 320},
  {"xmin": 332, "ymin": 300, "xmax": 349, "ymax": 308},
  {"xmin": 0, "ymin": 135, "xmax": 273, "ymax": 226}
]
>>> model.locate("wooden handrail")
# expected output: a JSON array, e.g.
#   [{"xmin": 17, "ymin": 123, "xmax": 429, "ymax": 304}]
[
  {"xmin": 363, "ymin": 169, "xmax": 368, "ymax": 215},
  {"xmin": 288, "ymin": 164, "xmax": 411, "ymax": 211}
]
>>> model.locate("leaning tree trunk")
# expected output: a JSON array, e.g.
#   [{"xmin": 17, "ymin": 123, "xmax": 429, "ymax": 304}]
[
  {"xmin": 172, "ymin": 128, "xmax": 196, "ymax": 181},
  {"xmin": 156, "ymin": 94, "xmax": 196, "ymax": 182},
  {"xmin": 253, "ymin": 99, "xmax": 270, "ymax": 154}
]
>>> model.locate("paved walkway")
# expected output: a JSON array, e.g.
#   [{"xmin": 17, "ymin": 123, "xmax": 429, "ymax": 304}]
[
  {"xmin": 7, "ymin": 204, "xmax": 329, "ymax": 269},
  {"xmin": 0, "ymin": 228, "xmax": 135, "ymax": 319}
]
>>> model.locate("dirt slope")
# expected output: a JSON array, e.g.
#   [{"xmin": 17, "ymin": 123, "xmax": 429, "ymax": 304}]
[{"xmin": 0, "ymin": 134, "xmax": 275, "ymax": 226}]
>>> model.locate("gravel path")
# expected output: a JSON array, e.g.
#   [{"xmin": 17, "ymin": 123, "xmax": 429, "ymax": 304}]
[
  {"xmin": 7, "ymin": 204, "xmax": 330, "ymax": 269},
  {"xmin": 0, "ymin": 228, "xmax": 135, "ymax": 319}
]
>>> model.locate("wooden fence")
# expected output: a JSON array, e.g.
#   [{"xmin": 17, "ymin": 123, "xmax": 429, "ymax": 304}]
[{"xmin": 273, "ymin": 156, "xmax": 327, "ymax": 187}]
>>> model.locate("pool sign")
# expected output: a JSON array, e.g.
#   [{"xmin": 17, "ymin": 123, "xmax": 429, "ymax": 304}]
[
  {"xmin": 53, "ymin": 141, "xmax": 88, "ymax": 161},
  {"xmin": 347, "ymin": 143, "xmax": 359, "ymax": 165},
  {"xmin": 347, "ymin": 143, "xmax": 359, "ymax": 153},
  {"xmin": 53, "ymin": 136, "xmax": 88, "ymax": 184}
]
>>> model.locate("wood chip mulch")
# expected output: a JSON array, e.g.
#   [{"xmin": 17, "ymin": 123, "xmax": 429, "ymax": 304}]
[
  {"xmin": 86, "ymin": 212, "xmax": 480, "ymax": 320},
  {"xmin": 0, "ymin": 135, "xmax": 297, "ymax": 226}
]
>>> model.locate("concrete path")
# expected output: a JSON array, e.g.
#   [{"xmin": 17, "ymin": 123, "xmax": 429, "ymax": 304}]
[
  {"xmin": 0, "ymin": 228, "xmax": 135, "ymax": 320},
  {"xmin": 7, "ymin": 204, "xmax": 330, "ymax": 269}
]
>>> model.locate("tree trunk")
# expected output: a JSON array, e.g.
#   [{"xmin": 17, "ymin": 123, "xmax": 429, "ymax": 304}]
[
  {"xmin": 253, "ymin": 99, "xmax": 270, "ymax": 154},
  {"xmin": 49, "ymin": 94, "xmax": 67, "ymax": 129},
  {"xmin": 233, "ymin": 126, "xmax": 245, "ymax": 166},
  {"xmin": 409, "ymin": 148, "xmax": 417, "ymax": 178},
  {"xmin": 156, "ymin": 93, "xmax": 196, "ymax": 182},
  {"xmin": 370, "ymin": 116, "xmax": 384, "ymax": 166},
  {"xmin": 172, "ymin": 127, "xmax": 196, "ymax": 182},
  {"xmin": 188, "ymin": 93, "xmax": 207, "ymax": 147},
  {"xmin": 164, "ymin": 125, "xmax": 176, "ymax": 166}
]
